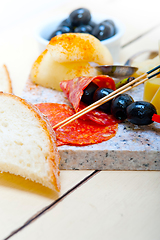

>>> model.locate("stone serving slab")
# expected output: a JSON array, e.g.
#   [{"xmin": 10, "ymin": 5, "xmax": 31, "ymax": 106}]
[{"xmin": 22, "ymin": 79, "xmax": 160, "ymax": 170}]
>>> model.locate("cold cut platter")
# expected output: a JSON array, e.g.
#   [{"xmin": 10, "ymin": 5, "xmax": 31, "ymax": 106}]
[
  {"xmin": 21, "ymin": 29, "xmax": 160, "ymax": 171},
  {"xmin": 22, "ymin": 77, "xmax": 160, "ymax": 170}
]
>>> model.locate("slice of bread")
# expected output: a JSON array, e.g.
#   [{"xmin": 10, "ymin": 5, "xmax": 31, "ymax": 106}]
[
  {"xmin": 0, "ymin": 92, "xmax": 60, "ymax": 191},
  {"xmin": 0, "ymin": 65, "xmax": 12, "ymax": 93}
]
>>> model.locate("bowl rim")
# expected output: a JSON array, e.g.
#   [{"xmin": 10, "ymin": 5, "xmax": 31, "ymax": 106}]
[{"xmin": 35, "ymin": 13, "xmax": 125, "ymax": 47}]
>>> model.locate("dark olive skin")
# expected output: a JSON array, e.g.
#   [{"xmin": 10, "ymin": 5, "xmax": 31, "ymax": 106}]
[
  {"xmin": 48, "ymin": 9, "xmax": 116, "ymax": 41},
  {"xmin": 81, "ymin": 82, "xmax": 98, "ymax": 105},
  {"xmin": 102, "ymin": 19, "xmax": 116, "ymax": 34},
  {"xmin": 74, "ymin": 25, "xmax": 92, "ymax": 34},
  {"xmin": 88, "ymin": 20, "xmax": 97, "ymax": 30},
  {"xmin": 58, "ymin": 18, "xmax": 73, "ymax": 29},
  {"xmin": 93, "ymin": 88, "xmax": 114, "ymax": 113},
  {"xmin": 69, "ymin": 8, "xmax": 91, "ymax": 27},
  {"xmin": 49, "ymin": 26, "xmax": 72, "ymax": 39},
  {"xmin": 92, "ymin": 21, "xmax": 115, "ymax": 40},
  {"xmin": 111, "ymin": 94, "xmax": 134, "ymax": 121},
  {"xmin": 126, "ymin": 101, "xmax": 157, "ymax": 125}
]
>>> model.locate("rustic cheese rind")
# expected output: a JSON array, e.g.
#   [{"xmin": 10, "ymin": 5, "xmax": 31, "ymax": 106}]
[
  {"xmin": 47, "ymin": 33, "xmax": 113, "ymax": 65},
  {"xmin": 30, "ymin": 49, "xmax": 98, "ymax": 91}
]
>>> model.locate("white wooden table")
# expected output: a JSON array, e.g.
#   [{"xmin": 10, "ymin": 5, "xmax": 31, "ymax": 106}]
[{"xmin": 0, "ymin": 0, "xmax": 160, "ymax": 239}]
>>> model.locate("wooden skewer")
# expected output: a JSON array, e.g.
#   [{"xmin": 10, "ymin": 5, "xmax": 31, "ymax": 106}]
[
  {"xmin": 53, "ymin": 65, "xmax": 160, "ymax": 130},
  {"xmin": 53, "ymin": 73, "xmax": 146, "ymax": 129}
]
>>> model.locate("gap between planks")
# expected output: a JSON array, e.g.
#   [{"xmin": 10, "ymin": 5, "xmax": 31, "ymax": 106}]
[
  {"xmin": 122, "ymin": 22, "xmax": 160, "ymax": 48},
  {"xmin": 4, "ymin": 170, "xmax": 100, "ymax": 240}
]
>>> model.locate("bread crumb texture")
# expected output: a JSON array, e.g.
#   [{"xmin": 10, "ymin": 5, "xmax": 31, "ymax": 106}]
[
  {"xmin": 0, "ymin": 65, "xmax": 12, "ymax": 93},
  {"xmin": 0, "ymin": 93, "xmax": 60, "ymax": 192}
]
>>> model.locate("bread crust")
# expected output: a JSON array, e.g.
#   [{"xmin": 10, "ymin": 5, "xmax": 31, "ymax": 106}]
[
  {"xmin": 2, "ymin": 65, "xmax": 13, "ymax": 93},
  {"xmin": 0, "ymin": 92, "xmax": 61, "ymax": 191}
]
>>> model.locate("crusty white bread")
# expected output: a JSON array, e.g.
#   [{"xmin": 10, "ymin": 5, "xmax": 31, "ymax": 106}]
[
  {"xmin": 0, "ymin": 65, "xmax": 12, "ymax": 93},
  {"xmin": 0, "ymin": 92, "xmax": 60, "ymax": 191}
]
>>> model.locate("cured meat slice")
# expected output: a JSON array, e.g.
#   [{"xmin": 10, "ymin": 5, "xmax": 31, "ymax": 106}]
[
  {"xmin": 60, "ymin": 75, "xmax": 116, "ymax": 125},
  {"xmin": 35, "ymin": 103, "xmax": 118, "ymax": 146},
  {"xmin": 78, "ymin": 102, "xmax": 118, "ymax": 125},
  {"xmin": 60, "ymin": 75, "xmax": 116, "ymax": 110}
]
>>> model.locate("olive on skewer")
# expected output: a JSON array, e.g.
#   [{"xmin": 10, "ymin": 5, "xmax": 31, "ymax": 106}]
[
  {"xmin": 81, "ymin": 82, "xmax": 98, "ymax": 105},
  {"xmin": 93, "ymin": 88, "xmax": 114, "ymax": 113},
  {"xmin": 126, "ymin": 101, "xmax": 157, "ymax": 125},
  {"xmin": 111, "ymin": 94, "xmax": 134, "ymax": 121},
  {"xmin": 81, "ymin": 81, "xmax": 159, "ymax": 125}
]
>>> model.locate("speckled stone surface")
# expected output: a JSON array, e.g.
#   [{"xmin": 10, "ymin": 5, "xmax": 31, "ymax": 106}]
[{"xmin": 22, "ymin": 79, "xmax": 160, "ymax": 170}]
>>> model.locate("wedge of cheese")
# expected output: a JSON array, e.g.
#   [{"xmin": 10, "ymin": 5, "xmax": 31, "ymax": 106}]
[
  {"xmin": 132, "ymin": 55, "xmax": 160, "ymax": 78},
  {"xmin": 31, "ymin": 49, "xmax": 98, "ymax": 91},
  {"xmin": 31, "ymin": 33, "xmax": 113, "ymax": 91},
  {"xmin": 47, "ymin": 33, "xmax": 113, "ymax": 65},
  {"xmin": 151, "ymin": 87, "xmax": 160, "ymax": 115},
  {"xmin": 143, "ymin": 78, "xmax": 160, "ymax": 102}
]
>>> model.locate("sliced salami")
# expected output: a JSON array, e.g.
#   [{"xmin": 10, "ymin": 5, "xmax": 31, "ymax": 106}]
[
  {"xmin": 35, "ymin": 103, "xmax": 118, "ymax": 146},
  {"xmin": 60, "ymin": 75, "xmax": 116, "ymax": 125}
]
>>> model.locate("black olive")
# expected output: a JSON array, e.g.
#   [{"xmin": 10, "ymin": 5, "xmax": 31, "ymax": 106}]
[
  {"xmin": 93, "ymin": 88, "xmax": 114, "ymax": 113},
  {"xmin": 47, "ymin": 9, "xmax": 117, "ymax": 42},
  {"xmin": 69, "ymin": 8, "xmax": 91, "ymax": 27},
  {"xmin": 126, "ymin": 101, "xmax": 157, "ymax": 125},
  {"xmin": 58, "ymin": 18, "xmax": 73, "ymax": 29},
  {"xmin": 88, "ymin": 20, "xmax": 97, "ymax": 30},
  {"xmin": 102, "ymin": 19, "xmax": 116, "ymax": 34},
  {"xmin": 49, "ymin": 26, "xmax": 72, "ymax": 40},
  {"xmin": 92, "ymin": 21, "xmax": 115, "ymax": 40},
  {"xmin": 74, "ymin": 25, "xmax": 92, "ymax": 34},
  {"xmin": 111, "ymin": 94, "xmax": 134, "ymax": 121},
  {"xmin": 81, "ymin": 82, "xmax": 98, "ymax": 105}
]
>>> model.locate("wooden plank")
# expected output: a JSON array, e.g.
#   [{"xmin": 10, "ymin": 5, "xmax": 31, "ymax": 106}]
[
  {"xmin": 120, "ymin": 25, "xmax": 160, "ymax": 64},
  {"xmin": 0, "ymin": 170, "xmax": 95, "ymax": 239},
  {"xmin": 8, "ymin": 171, "xmax": 160, "ymax": 240},
  {"xmin": 0, "ymin": 2, "xmax": 159, "ymax": 239}
]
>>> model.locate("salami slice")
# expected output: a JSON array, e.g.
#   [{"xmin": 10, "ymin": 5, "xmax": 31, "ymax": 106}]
[
  {"xmin": 35, "ymin": 103, "xmax": 118, "ymax": 146},
  {"xmin": 60, "ymin": 75, "xmax": 116, "ymax": 125}
]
